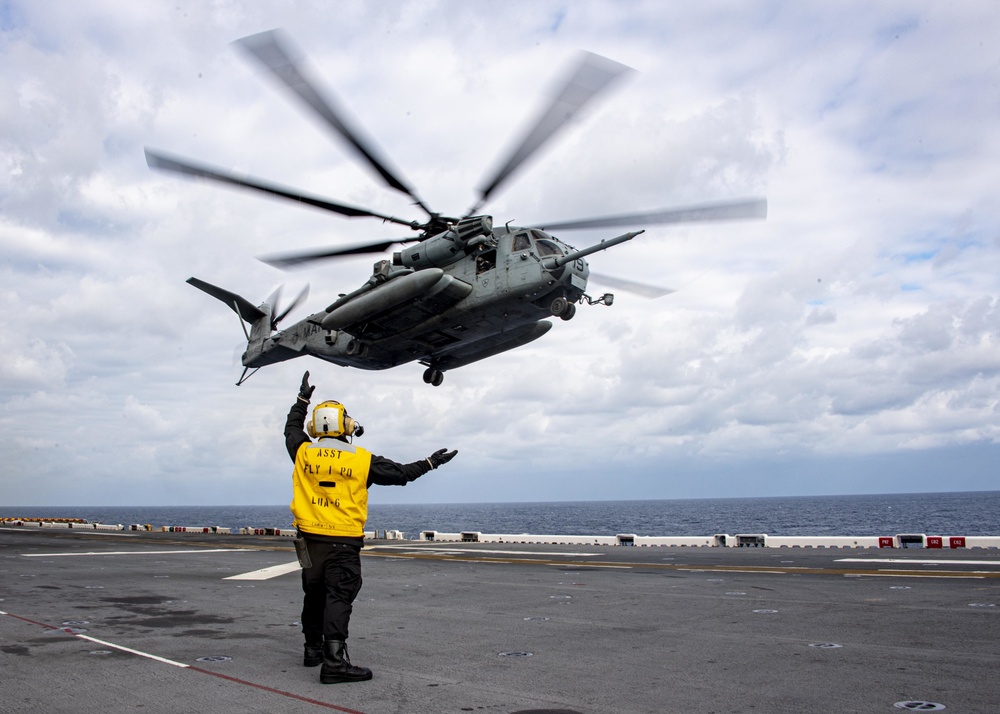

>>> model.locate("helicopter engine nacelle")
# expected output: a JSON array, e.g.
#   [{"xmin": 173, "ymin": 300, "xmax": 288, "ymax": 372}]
[{"xmin": 394, "ymin": 215, "xmax": 493, "ymax": 270}]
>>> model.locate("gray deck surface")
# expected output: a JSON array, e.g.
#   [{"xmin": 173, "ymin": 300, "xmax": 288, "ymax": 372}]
[{"xmin": 2, "ymin": 527, "xmax": 998, "ymax": 713}]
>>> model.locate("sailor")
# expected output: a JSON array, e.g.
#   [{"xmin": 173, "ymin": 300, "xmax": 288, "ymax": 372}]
[{"xmin": 285, "ymin": 371, "xmax": 457, "ymax": 684}]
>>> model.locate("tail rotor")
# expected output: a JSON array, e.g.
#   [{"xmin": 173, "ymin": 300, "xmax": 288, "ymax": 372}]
[{"xmin": 268, "ymin": 283, "xmax": 311, "ymax": 331}]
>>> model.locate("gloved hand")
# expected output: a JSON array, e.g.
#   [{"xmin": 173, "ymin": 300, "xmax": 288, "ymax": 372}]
[
  {"xmin": 426, "ymin": 448, "xmax": 457, "ymax": 469},
  {"xmin": 298, "ymin": 371, "xmax": 315, "ymax": 402}
]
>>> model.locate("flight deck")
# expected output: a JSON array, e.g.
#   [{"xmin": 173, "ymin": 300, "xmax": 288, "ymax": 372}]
[{"xmin": 2, "ymin": 526, "xmax": 998, "ymax": 713}]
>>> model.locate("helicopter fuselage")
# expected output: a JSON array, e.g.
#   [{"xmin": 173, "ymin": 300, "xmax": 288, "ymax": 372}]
[{"xmin": 243, "ymin": 224, "xmax": 595, "ymax": 384}]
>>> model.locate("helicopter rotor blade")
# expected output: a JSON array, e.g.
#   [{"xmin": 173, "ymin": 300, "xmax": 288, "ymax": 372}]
[
  {"xmin": 587, "ymin": 272, "xmax": 675, "ymax": 299},
  {"xmin": 537, "ymin": 198, "xmax": 768, "ymax": 232},
  {"xmin": 259, "ymin": 239, "xmax": 401, "ymax": 269},
  {"xmin": 145, "ymin": 149, "xmax": 419, "ymax": 228},
  {"xmin": 469, "ymin": 51, "xmax": 633, "ymax": 216},
  {"xmin": 233, "ymin": 29, "xmax": 433, "ymax": 217}
]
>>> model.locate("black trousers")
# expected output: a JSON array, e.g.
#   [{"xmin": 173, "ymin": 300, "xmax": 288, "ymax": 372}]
[{"xmin": 300, "ymin": 539, "xmax": 363, "ymax": 643}]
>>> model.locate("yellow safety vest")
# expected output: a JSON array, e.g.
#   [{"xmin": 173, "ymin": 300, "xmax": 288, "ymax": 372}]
[{"xmin": 290, "ymin": 439, "xmax": 373, "ymax": 538}]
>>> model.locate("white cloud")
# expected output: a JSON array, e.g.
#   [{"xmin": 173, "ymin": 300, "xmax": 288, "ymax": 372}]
[{"xmin": 1, "ymin": 1, "xmax": 999, "ymax": 506}]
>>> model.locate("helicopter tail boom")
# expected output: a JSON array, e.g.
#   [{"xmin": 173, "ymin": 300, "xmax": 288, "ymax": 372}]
[{"xmin": 187, "ymin": 277, "xmax": 306, "ymax": 379}]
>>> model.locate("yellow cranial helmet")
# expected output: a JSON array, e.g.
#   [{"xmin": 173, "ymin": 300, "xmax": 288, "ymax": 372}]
[{"xmin": 307, "ymin": 400, "xmax": 358, "ymax": 439}]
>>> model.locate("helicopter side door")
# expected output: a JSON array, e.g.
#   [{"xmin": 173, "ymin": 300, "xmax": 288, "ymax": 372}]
[{"xmin": 473, "ymin": 240, "xmax": 501, "ymax": 298}]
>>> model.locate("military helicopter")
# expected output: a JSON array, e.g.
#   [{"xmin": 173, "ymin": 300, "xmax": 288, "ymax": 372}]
[{"xmin": 146, "ymin": 30, "xmax": 766, "ymax": 386}]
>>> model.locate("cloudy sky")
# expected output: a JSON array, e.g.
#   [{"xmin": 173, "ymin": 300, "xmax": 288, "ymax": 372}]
[{"xmin": 2, "ymin": 1, "xmax": 999, "ymax": 507}]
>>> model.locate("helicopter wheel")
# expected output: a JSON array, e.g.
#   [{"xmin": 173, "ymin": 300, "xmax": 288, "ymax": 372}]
[
  {"xmin": 423, "ymin": 367, "xmax": 444, "ymax": 386},
  {"xmin": 559, "ymin": 302, "xmax": 576, "ymax": 321},
  {"xmin": 347, "ymin": 339, "xmax": 368, "ymax": 357},
  {"xmin": 549, "ymin": 296, "xmax": 569, "ymax": 317}
]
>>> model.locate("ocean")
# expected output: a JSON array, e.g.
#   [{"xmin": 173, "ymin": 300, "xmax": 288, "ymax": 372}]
[{"xmin": 1, "ymin": 491, "xmax": 997, "ymax": 537}]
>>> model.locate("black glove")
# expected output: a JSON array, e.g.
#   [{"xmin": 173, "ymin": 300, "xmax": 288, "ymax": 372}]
[
  {"xmin": 427, "ymin": 448, "xmax": 457, "ymax": 469},
  {"xmin": 298, "ymin": 371, "xmax": 315, "ymax": 402}
]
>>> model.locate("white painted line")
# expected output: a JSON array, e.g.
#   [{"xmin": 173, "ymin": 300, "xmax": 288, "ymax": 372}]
[
  {"xmin": 682, "ymin": 568, "xmax": 789, "ymax": 574},
  {"xmin": 21, "ymin": 549, "xmax": 256, "ymax": 557},
  {"xmin": 225, "ymin": 561, "xmax": 301, "ymax": 580},
  {"xmin": 0, "ymin": 527, "xmax": 134, "ymax": 536},
  {"xmin": 545, "ymin": 563, "xmax": 633, "ymax": 569},
  {"xmin": 862, "ymin": 573, "xmax": 985, "ymax": 579},
  {"xmin": 76, "ymin": 634, "xmax": 191, "ymax": 668},
  {"xmin": 366, "ymin": 545, "xmax": 600, "ymax": 557},
  {"xmin": 837, "ymin": 558, "xmax": 1000, "ymax": 566}
]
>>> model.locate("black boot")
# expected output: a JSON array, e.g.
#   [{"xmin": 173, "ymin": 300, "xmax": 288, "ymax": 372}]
[
  {"xmin": 303, "ymin": 641, "xmax": 323, "ymax": 667},
  {"xmin": 320, "ymin": 640, "xmax": 372, "ymax": 684}
]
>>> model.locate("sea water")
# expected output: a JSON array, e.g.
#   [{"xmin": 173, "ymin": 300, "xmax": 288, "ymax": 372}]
[{"xmin": 1, "ymin": 491, "xmax": 997, "ymax": 537}]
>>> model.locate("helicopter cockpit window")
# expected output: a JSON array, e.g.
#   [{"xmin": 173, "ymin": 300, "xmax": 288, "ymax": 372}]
[
  {"xmin": 535, "ymin": 239, "xmax": 562, "ymax": 257},
  {"xmin": 512, "ymin": 232, "xmax": 532, "ymax": 252}
]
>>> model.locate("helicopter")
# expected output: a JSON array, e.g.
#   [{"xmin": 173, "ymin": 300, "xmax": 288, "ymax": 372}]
[{"xmin": 146, "ymin": 30, "xmax": 766, "ymax": 387}]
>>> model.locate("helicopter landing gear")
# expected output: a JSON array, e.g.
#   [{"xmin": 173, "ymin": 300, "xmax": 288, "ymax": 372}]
[
  {"xmin": 423, "ymin": 367, "xmax": 444, "ymax": 387},
  {"xmin": 549, "ymin": 296, "xmax": 576, "ymax": 320},
  {"xmin": 346, "ymin": 339, "xmax": 368, "ymax": 357}
]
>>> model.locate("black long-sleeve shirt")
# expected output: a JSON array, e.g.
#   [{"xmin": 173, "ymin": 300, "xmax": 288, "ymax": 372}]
[{"xmin": 285, "ymin": 398, "xmax": 432, "ymax": 487}]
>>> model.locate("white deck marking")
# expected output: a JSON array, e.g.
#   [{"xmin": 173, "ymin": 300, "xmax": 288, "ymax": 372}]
[
  {"xmin": 22, "ymin": 549, "xmax": 256, "ymax": 557},
  {"xmin": 366, "ymin": 545, "xmax": 600, "ymax": 557},
  {"xmin": 77, "ymin": 634, "xmax": 191, "ymax": 668},
  {"xmin": 545, "ymin": 563, "xmax": 634, "ymax": 569},
  {"xmin": 837, "ymin": 558, "xmax": 1000, "ymax": 566},
  {"xmin": 0, "ymin": 527, "xmax": 135, "ymax": 535},
  {"xmin": 861, "ymin": 572, "xmax": 985, "ymax": 579},
  {"xmin": 225, "ymin": 560, "xmax": 301, "ymax": 580}
]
